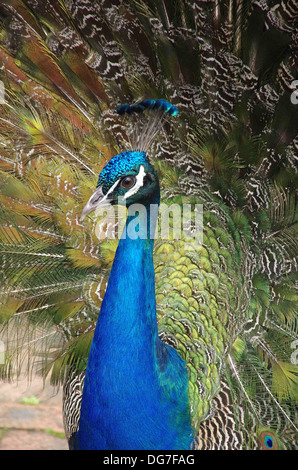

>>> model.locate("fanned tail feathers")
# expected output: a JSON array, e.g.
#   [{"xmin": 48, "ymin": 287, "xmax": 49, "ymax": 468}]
[{"xmin": 0, "ymin": 0, "xmax": 297, "ymax": 449}]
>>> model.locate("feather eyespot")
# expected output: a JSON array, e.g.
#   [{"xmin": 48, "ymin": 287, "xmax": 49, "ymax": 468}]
[
  {"xmin": 120, "ymin": 176, "xmax": 136, "ymax": 189},
  {"xmin": 258, "ymin": 430, "xmax": 278, "ymax": 450},
  {"xmin": 264, "ymin": 435, "xmax": 274, "ymax": 448}
]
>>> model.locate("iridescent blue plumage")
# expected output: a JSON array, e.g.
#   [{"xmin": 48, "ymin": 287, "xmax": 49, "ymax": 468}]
[
  {"xmin": 96, "ymin": 151, "xmax": 147, "ymax": 192},
  {"xmin": 265, "ymin": 436, "xmax": 274, "ymax": 449},
  {"xmin": 77, "ymin": 145, "xmax": 193, "ymax": 449},
  {"xmin": 116, "ymin": 99, "xmax": 178, "ymax": 117}
]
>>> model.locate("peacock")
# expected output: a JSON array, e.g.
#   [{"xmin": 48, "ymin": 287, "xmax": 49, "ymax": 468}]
[{"xmin": 0, "ymin": 0, "xmax": 297, "ymax": 450}]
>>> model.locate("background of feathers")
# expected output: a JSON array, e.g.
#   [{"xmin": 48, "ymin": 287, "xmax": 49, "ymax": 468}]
[{"xmin": 0, "ymin": 0, "xmax": 297, "ymax": 450}]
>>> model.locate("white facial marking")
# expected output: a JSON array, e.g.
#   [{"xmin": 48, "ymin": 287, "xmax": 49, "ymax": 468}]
[
  {"xmin": 124, "ymin": 165, "xmax": 146, "ymax": 200},
  {"xmin": 80, "ymin": 178, "xmax": 121, "ymax": 220},
  {"xmin": 105, "ymin": 178, "xmax": 121, "ymax": 198},
  {"xmin": 94, "ymin": 178, "xmax": 121, "ymax": 207}
]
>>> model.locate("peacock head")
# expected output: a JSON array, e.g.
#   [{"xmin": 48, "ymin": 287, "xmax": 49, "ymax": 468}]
[{"xmin": 81, "ymin": 151, "xmax": 159, "ymax": 220}]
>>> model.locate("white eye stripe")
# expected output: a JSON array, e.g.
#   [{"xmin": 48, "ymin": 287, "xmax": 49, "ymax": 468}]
[
  {"xmin": 106, "ymin": 178, "xmax": 121, "ymax": 196},
  {"xmin": 124, "ymin": 165, "xmax": 146, "ymax": 199},
  {"xmin": 99, "ymin": 178, "xmax": 121, "ymax": 204},
  {"xmin": 81, "ymin": 179, "xmax": 121, "ymax": 220}
]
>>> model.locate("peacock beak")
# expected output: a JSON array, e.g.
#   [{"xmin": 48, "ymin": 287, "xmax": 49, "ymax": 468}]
[{"xmin": 80, "ymin": 185, "xmax": 113, "ymax": 221}]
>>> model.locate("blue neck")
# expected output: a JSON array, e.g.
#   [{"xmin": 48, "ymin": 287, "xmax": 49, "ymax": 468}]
[
  {"xmin": 77, "ymin": 194, "xmax": 193, "ymax": 450},
  {"xmin": 98, "ymin": 198, "xmax": 159, "ymax": 349}
]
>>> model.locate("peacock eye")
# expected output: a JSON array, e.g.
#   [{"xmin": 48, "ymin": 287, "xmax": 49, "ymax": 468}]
[{"xmin": 120, "ymin": 176, "xmax": 136, "ymax": 189}]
